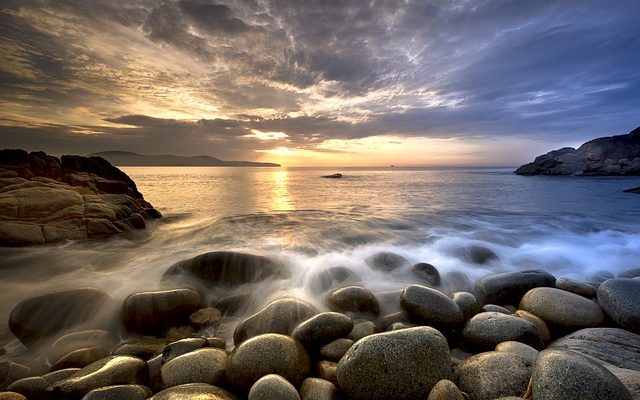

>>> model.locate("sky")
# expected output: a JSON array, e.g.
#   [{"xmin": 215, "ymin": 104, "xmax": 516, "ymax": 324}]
[{"xmin": 0, "ymin": 0, "xmax": 639, "ymax": 166}]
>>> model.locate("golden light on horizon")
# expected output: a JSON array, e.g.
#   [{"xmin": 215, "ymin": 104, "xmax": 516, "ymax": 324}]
[{"xmin": 244, "ymin": 129, "xmax": 289, "ymax": 141}]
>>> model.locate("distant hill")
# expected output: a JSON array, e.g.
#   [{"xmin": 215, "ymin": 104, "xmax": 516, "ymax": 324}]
[{"xmin": 88, "ymin": 151, "xmax": 280, "ymax": 167}]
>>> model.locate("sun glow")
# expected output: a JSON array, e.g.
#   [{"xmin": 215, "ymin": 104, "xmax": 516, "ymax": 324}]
[{"xmin": 244, "ymin": 129, "xmax": 289, "ymax": 141}]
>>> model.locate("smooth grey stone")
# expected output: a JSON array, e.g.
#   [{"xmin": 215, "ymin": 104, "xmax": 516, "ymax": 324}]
[
  {"xmin": 81, "ymin": 384, "xmax": 152, "ymax": 400},
  {"xmin": 453, "ymin": 244, "xmax": 498, "ymax": 265},
  {"xmin": 248, "ymin": 374, "xmax": 300, "ymax": 400},
  {"xmin": 347, "ymin": 319, "xmax": 376, "ymax": 341},
  {"xmin": 365, "ymin": 252, "xmax": 409, "ymax": 272},
  {"xmin": 441, "ymin": 271, "xmax": 473, "ymax": 293},
  {"xmin": 48, "ymin": 330, "xmax": 117, "ymax": 365},
  {"xmin": 111, "ymin": 337, "xmax": 167, "ymax": 360},
  {"xmin": 495, "ymin": 341, "xmax": 539, "ymax": 364},
  {"xmin": 427, "ymin": 379, "xmax": 465, "ymax": 400},
  {"xmin": 461, "ymin": 312, "xmax": 544, "ymax": 350},
  {"xmin": 520, "ymin": 287, "xmax": 605, "ymax": 329},
  {"xmin": 327, "ymin": 286, "xmax": 380, "ymax": 316},
  {"xmin": 300, "ymin": 377, "xmax": 338, "ymax": 400},
  {"xmin": 161, "ymin": 348, "xmax": 227, "ymax": 388},
  {"xmin": 475, "ymin": 269, "xmax": 555, "ymax": 305},
  {"xmin": 51, "ymin": 347, "xmax": 111, "ymax": 371},
  {"xmin": 319, "ymin": 339, "xmax": 353, "ymax": 362},
  {"xmin": 597, "ymin": 278, "xmax": 640, "ymax": 333},
  {"xmin": 291, "ymin": 312, "xmax": 353, "ymax": 351},
  {"xmin": 233, "ymin": 298, "xmax": 318, "ymax": 345},
  {"xmin": 315, "ymin": 361, "xmax": 338, "ymax": 387},
  {"xmin": 482, "ymin": 304, "xmax": 512, "ymax": 314},
  {"xmin": 531, "ymin": 349, "xmax": 632, "ymax": 400},
  {"xmin": 555, "ymin": 277, "xmax": 597, "ymax": 298},
  {"xmin": 451, "ymin": 292, "xmax": 481, "ymax": 320},
  {"xmin": 455, "ymin": 351, "xmax": 532, "ymax": 400},
  {"xmin": 161, "ymin": 338, "xmax": 209, "ymax": 364},
  {"xmin": 149, "ymin": 383, "xmax": 238, "ymax": 400},
  {"xmin": 337, "ymin": 326, "xmax": 451, "ymax": 400},
  {"xmin": 42, "ymin": 368, "xmax": 80, "ymax": 385},
  {"xmin": 410, "ymin": 263, "xmax": 441, "ymax": 286},
  {"xmin": 619, "ymin": 267, "xmax": 640, "ymax": 279},
  {"xmin": 400, "ymin": 285, "xmax": 464, "ymax": 329}
]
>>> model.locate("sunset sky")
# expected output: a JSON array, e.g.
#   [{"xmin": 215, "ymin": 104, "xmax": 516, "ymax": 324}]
[{"xmin": 0, "ymin": 0, "xmax": 639, "ymax": 166}]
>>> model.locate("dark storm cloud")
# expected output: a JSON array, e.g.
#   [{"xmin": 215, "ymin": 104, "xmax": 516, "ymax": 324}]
[{"xmin": 0, "ymin": 0, "xmax": 639, "ymax": 160}]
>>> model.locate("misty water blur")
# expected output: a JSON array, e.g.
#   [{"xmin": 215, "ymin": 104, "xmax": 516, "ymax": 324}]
[{"xmin": 1, "ymin": 166, "xmax": 639, "ymax": 353}]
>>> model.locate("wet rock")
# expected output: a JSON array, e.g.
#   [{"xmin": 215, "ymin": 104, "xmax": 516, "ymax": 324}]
[
  {"xmin": 442, "ymin": 271, "xmax": 473, "ymax": 293},
  {"xmin": 531, "ymin": 349, "xmax": 632, "ymax": 400},
  {"xmin": 475, "ymin": 269, "xmax": 556, "ymax": 305},
  {"xmin": 327, "ymin": 286, "xmax": 380, "ymax": 316},
  {"xmin": 161, "ymin": 348, "xmax": 227, "ymax": 388},
  {"xmin": 226, "ymin": 334, "xmax": 310, "ymax": 391},
  {"xmin": 347, "ymin": 319, "xmax": 376, "ymax": 341},
  {"xmin": 337, "ymin": 326, "xmax": 451, "ymax": 400},
  {"xmin": 0, "ymin": 393, "xmax": 27, "ymax": 400},
  {"xmin": 49, "ymin": 330, "xmax": 117, "ymax": 365},
  {"xmin": 388, "ymin": 322, "xmax": 415, "ymax": 330},
  {"xmin": 0, "ymin": 361, "xmax": 32, "ymax": 391},
  {"xmin": 233, "ymin": 298, "xmax": 318, "ymax": 345},
  {"xmin": 206, "ymin": 337, "xmax": 226, "ymax": 350},
  {"xmin": 161, "ymin": 251, "xmax": 288, "ymax": 287},
  {"xmin": 400, "ymin": 285, "xmax": 464, "ymax": 329},
  {"xmin": 42, "ymin": 368, "xmax": 80, "ymax": 385},
  {"xmin": 322, "ymin": 173, "xmax": 342, "ymax": 179},
  {"xmin": 555, "ymin": 277, "xmax": 597, "ymax": 298},
  {"xmin": 150, "ymin": 383, "xmax": 238, "ymax": 400},
  {"xmin": 520, "ymin": 287, "xmax": 605, "ymax": 329},
  {"xmin": 381, "ymin": 311, "xmax": 410, "ymax": 328},
  {"xmin": 454, "ymin": 245, "xmax": 498, "ymax": 265},
  {"xmin": 619, "ymin": 267, "xmax": 640, "ymax": 279},
  {"xmin": 548, "ymin": 328, "xmax": 640, "ymax": 371},
  {"xmin": 82, "ymin": 384, "xmax": 152, "ymax": 400},
  {"xmin": 461, "ymin": 312, "xmax": 544, "ymax": 351},
  {"xmin": 111, "ymin": 338, "xmax": 167, "ymax": 360},
  {"xmin": 300, "ymin": 377, "xmax": 338, "ymax": 400},
  {"xmin": 6, "ymin": 377, "xmax": 49, "ymax": 400},
  {"xmin": 482, "ymin": 304, "xmax": 512, "ymax": 314},
  {"xmin": 48, "ymin": 356, "xmax": 147, "ymax": 399},
  {"xmin": 452, "ymin": 292, "xmax": 481, "ymax": 320},
  {"xmin": 51, "ymin": 347, "xmax": 111, "ymax": 370},
  {"xmin": 308, "ymin": 267, "xmax": 361, "ymax": 294},
  {"xmin": 597, "ymin": 278, "xmax": 640, "ymax": 333},
  {"xmin": 122, "ymin": 288, "xmax": 205, "ymax": 335},
  {"xmin": 410, "ymin": 263, "xmax": 441, "ymax": 286},
  {"xmin": 161, "ymin": 338, "xmax": 209, "ymax": 364},
  {"xmin": 587, "ymin": 270, "xmax": 615, "ymax": 287},
  {"xmin": 427, "ymin": 379, "xmax": 465, "ymax": 400},
  {"xmin": 495, "ymin": 341, "xmax": 539, "ymax": 364},
  {"xmin": 214, "ymin": 293, "xmax": 252, "ymax": 316},
  {"xmin": 292, "ymin": 312, "xmax": 353, "ymax": 351},
  {"xmin": 365, "ymin": 252, "xmax": 409, "ymax": 273},
  {"xmin": 9, "ymin": 288, "xmax": 115, "ymax": 346},
  {"xmin": 319, "ymin": 338, "xmax": 353, "ymax": 362},
  {"xmin": 248, "ymin": 374, "xmax": 300, "ymax": 400},
  {"xmin": 513, "ymin": 310, "xmax": 551, "ymax": 345},
  {"xmin": 315, "ymin": 361, "xmax": 338, "ymax": 386},
  {"xmin": 188, "ymin": 307, "xmax": 222, "ymax": 329},
  {"xmin": 455, "ymin": 351, "xmax": 532, "ymax": 400},
  {"xmin": 165, "ymin": 326, "xmax": 197, "ymax": 342}
]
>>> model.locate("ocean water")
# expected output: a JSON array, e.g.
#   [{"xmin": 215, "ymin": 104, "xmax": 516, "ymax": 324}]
[{"xmin": 1, "ymin": 166, "xmax": 639, "ymax": 347}]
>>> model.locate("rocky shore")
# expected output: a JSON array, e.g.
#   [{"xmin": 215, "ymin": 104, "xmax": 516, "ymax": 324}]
[
  {"xmin": 515, "ymin": 126, "xmax": 640, "ymax": 176},
  {"xmin": 1, "ymin": 251, "xmax": 639, "ymax": 399},
  {"xmin": 0, "ymin": 150, "xmax": 160, "ymax": 246}
]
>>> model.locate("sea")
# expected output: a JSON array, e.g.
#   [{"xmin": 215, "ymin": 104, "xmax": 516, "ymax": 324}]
[{"xmin": 1, "ymin": 166, "xmax": 639, "ymax": 346}]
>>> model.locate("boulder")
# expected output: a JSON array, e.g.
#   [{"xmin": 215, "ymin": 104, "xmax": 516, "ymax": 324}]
[
  {"xmin": 48, "ymin": 356, "xmax": 148, "ymax": 399},
  {"xmin": 82, "ymin": 384, "xmax": 152, "ymax": 400},
  {"xmin": 336, "ymin": 326, "xmax": 451, "ymax": 400},
  {"xmin": 300, "ymin": 377, "xmax": 338, "ymax": 400},
  {"xmin": 149, "ymin": 383, "xmax": 238, "ymax": 400},
  {"xmin": 365, "ymin": 252, "xmax": 409, "ymax": 272},
  {"xmin": 9, "ymin": 288, "xmax": 115, "ymax": 346},
  {"xmin": 226, "ymin": 334, "xmax": 310, "ymax": 391},
  {"xmin": 161, "ymin": 251, "xmax": 288, "ymax": 287},
  {"xmin": 475, "ymin": 270, "xmax": 556, "ymax": 306},
  {"xmin": 161, "ymin": 348, "xmax": 227, "ymax": 388},
  {"xmin": 520, "ymin": 287, "xmax": 605, "ymax": 329},
  {"xmin": 531, "ymin": 349, "xmax": 632, "ymax": 399},
  {"xmin": 326, "ymin": 286, "xmax": 380, "ymax": 316},
  {"xmin": 291, "ymin": 312, "xmax": 353, "ymax": 351},
  {"xmin": 122, "ymin": 288, "xmax": 205, "ymax": 335},
  {"xmin": 455, "ymin": 352, "xmax": 532, "ymax": 400},
  {"xmin": 555, "ymin": 277, "xmax": 597, "ymax": 298},
  {"xmin": 0, "ymin": 150, "xmax": 159, "ymax": 246},
  {"xmin": 427, "ymin": 379, "xmax": 465, "ymax": 400},
  {"xmin": 410, "ymin": 263, "xmax": 441, "ymax": 286},
  {"xmin": 400, "ymin": 285, "xmax": 464, "ymax": 329},
  {"xmin": 461, "ymin": 312, "xmax": 544, "ymax": 350},
  {"xmin": 233, "ymin": 298, "xmax": 318, "ymax": 345},
  {"xmin": 515, "ymin": 127, "xmax": 640, "ymax": 176},
  {"xmin": 248, "ymin": 374, "xmax": 300, "ymax": 400},
  {"xmin": 597, "ymin": 278, "xmax": 640, "ymax": 333}
]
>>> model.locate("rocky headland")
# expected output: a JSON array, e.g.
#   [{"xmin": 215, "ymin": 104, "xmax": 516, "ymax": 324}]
[
  {"xmin": 0, "ymin": 149, "xmax": 161, "ymax": 246},
  {"xmin": 1, "ymin": 250, "xmax": 639, "ymax": 399},
  {"xmin": 515, "ymin": 126, "xmax": 640, "ymax": 176}
]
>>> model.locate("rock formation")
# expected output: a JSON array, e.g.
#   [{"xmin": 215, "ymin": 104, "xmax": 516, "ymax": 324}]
[
  {"xmin": 0, "ymin": 149, "xmax": 160, "ymax": 246},
  {"xmin": 515, "ymin": 126, "xmax": 640, "ymax": 175}
]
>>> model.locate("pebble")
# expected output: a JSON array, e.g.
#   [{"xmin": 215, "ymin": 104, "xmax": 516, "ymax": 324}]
[
  {"xmin": 291, "ymin": 312, "xmax": 353, "ymax": 351},
  {"xmin": 520, "ymin": 287, "xmax": 604, "ymax": 329},
  {"xmin": 327, "ymin": 286, "xmax": 380, "ymax": 316},
  {"xmin": 461, "ymin": 312, "xmax": 544, "ymax": 350},
  {"xmin": 248, "ymin": 374, "xmax": 300, "ymax": 400},
  {"xmin": 400, "ymin": 285, "xmax": 464, "ymax": 329},
  {"xmin": 161, "ymin": 348, "xmax": 227, "ymax": 388},
  {"xmin": 300, "ymin": 378, "xmax": 338, "ymax": 400},
  {"xmin": 319, "ymin": 338, "xmax": 353, "ymax": 362},
  {"xmin": 455, "ymin": 351, "xmax": 532, "ymax": 400}
]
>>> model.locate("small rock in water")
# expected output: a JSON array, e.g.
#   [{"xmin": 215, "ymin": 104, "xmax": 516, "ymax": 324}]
[
  {"xmin": 326, "ymin": 286, "xmax": 380, "ymax": 316},
  {"xmin": 226, "ymin": 334, "xmax": 310, "ymax": 391},
  {"xmin": 337, "ymin": 326, "xmax": 451, "ymax": 400},
  {"xmin": 519, "ymin": 287, "xmax": 605, "ymax": 329},
  {"xmin": 82, "ymin": 384, "xmax": 152, "ymax": 400},
  {"xmin": 618, "ymin": 267, "xmax": 640, "ymax": 279},
  {"xmin": 300, "ymin": 377, "xmax": 338, "ymax": 400},
  {"xmin": 149, "ymin": 383, "xmax": 238, "ymax": 400},
  {"xmin": 410, "ymin": 263, "xmax": 441, "ymax": 286},
  {"xmin": 427, "ymin": 379, "xmax": 465, "ymax": 400},
  {"xmin": 111, "ymin": 337, "xmax": 167, "ymax": 360},
  {"xmin": 308, "ymin": 267, "xmax": 361, "ymax": 294},
  {"xmin": 452, "ymin": 291, "xmax": 481, "ymax": 320},
  {"xmin": 461, "ymin": 312, "xmax": 544, "ymax": 350},
  {"xmin": 161, "ymin": 348, "xmax": 227, "ymax": 388},
  {"xmin": 291, "ymin": 312, "xmax": 353, "ymax": 351},
  {"xmin": 319, "ymin": 338, "xmax": 353, "ymax": 362},
  {"xmin": 321, "ymin": 173, "xmax": 342, "ymax": 178},
  {"xmin": 475, "ymin": 269, "xmax": 556, "ymax": 306},
  {"xmin": 453, "ymin": 244, "xmax": 498, "ymax": 265},
  {"xmin": 365, "ymin": 252, "xmax": 410, "ymax": 273},
  {"xmin": 188, "ymin": 307, "xmax": 222, "ymax": 329},
  {"xmin": 597, "ymin": 278, "xmax": 640, "ymax": 334},
  {"xmin": 400, "ymin": 285, "xmax": 464, "ymax": 330},
  {"xmin": 233, "ymin": 298, "xmax": 318, "ymax": 345},
  {"xmin": 531, "ymin": 349, "xmax": 632, "ymax": 400},
  {"xmin": 555, "ymin": 277, "xmax": 597, "ymax": 298},
  {"xmin": 455, "ymin": 351, "xmax": 532, "ymax": 400},
  {"xmin": 347, "ymin": 318, "xmax": 377, "ymax": 341},
  {"xmin": 248, "ymin": 374, "xmax": 300, "ymax": 400}
]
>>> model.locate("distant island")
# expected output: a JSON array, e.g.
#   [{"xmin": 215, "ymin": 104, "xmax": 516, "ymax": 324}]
[{"xmin": 88, "ymin": 151, "xmax": 280, "ymax": 167}]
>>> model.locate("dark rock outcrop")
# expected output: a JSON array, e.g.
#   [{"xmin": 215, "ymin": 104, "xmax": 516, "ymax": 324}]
[
  {"xmin": 515, "ymin": 127, "xmax": 640, "ymax": 175},
  {"xmin": 0, "ymin": 149, "xmax": 160, "ymax": 246}
]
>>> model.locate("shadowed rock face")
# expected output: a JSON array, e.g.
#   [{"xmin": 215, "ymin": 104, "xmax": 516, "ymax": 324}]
[
  {"xmin": 515, "ymin": 127, "xmax": 640, "ymax": 176},
  {"xmin": 0, "ymin": 149, "xmax": 160, "ymax": 246}
]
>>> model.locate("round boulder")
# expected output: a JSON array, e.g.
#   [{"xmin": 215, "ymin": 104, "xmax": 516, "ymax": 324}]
[
  {"xmin": 555, "ymin": 277, "xmax": 597, "ymax": 298},
  {"xmin": 461, "ymin": 312, "xmax": 544, "ymax": 350},
  {"xmin": 531, "ymin": 349, "xmax": 632, "ymax": 400},
  {"xmin": 475, "ymin": 269, "xmax": 555, "ymax": 306},
  {"xmin": 248, "ymin": 374, "xmax": 300, "ymax": 400},
  {"xmin": 597, "ymin": 278, "xmax": 640, "ymax": 333},
  {"xmin": 326, "ymin": 286, "xmax": 380, "ymax": 316},
  {"xmin": 226, "ymin": 334, "xmax": 310, "ymax": 391},
  {"xmin": 452, "ymin": 292, "xmax": 481, "ymax": 320},
  {"xmin": 400, "ymin": 285, "xmax": 464, "ymax": 329},
  {"xmin": 520, "ymin": 287, "xmax": 604, "ymax": 329},
  {"xmin": 336, "ymin": 326, "xmax": 451, "ymax": 400},
  {"xmin": 233, "ymin": 298, "xmax": 318, "ymax": 345},
  {"xmin": 150, "ymin": 383, "xmax": 238, "ymax": 400},
  {"xmin": 365, "ymin": 252, "xmax": 409, "ymax": 272},
  {"xmin": 455, "ymin": 351, "xmax": 532, "ymax": 400},
  {"xmin": 161, "ymin": 338, "xmax": 209, "ymax": 364},
  {"xmin": 161, "ymin": 348, "xmax": 227, "ymax": 388},
  {"xmin": 291, "ymin": 312, "xmax": 353, "ymax": 351},
  {"xmin": 410, "ymin": 263, "xmax": 441, "ymax": 286}
]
